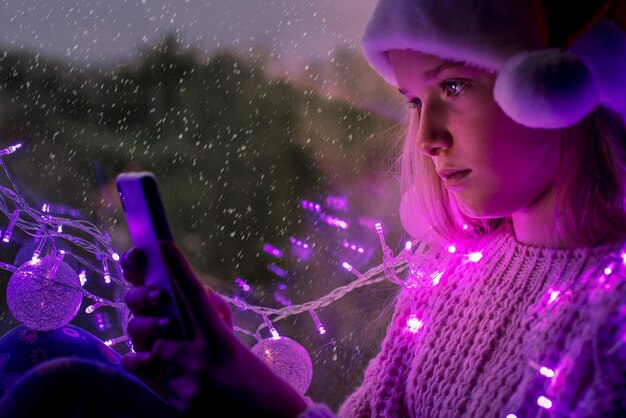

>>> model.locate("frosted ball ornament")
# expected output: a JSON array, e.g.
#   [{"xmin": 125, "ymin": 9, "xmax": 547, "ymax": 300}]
[
  {"xmin": 7, "ymin": 253, "xmax": 83, "ymax": 331},
  {"xmin": 251, "ymin": 336, "xmax": 313, "ymax": 395}
]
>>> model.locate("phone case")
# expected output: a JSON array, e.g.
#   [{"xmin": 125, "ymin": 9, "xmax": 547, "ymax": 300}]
[{"xmin": 116, "ymin": 171, "xmax": 193, "ymax": 340}]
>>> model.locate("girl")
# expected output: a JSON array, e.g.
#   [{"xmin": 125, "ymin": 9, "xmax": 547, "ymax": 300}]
[
  {"xmin": 120, "ymin": 1, "xmax": 626, "ymax": 417},
  {"xmin": 3, "ymin": 0, "xmax": 626, "ymax": 417}
]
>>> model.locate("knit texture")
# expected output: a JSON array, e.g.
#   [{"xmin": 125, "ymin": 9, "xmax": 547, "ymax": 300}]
[{"xmin": 302, "ymin": 224, "xmax": 626, "ymax": 417}]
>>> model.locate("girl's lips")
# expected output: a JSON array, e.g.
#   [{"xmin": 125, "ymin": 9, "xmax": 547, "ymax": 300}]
[{"xmin": 442, "ymin": 169, "xmax": 471, "ymax": 188}]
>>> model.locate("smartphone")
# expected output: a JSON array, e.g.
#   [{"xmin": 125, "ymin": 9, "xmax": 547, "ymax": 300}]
[{"xmin": 116, "ymin": 171, "xmax": 193, "ymax": 340}]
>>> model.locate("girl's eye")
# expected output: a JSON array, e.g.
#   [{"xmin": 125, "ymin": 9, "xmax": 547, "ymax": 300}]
[
  {"xmin": 442, "ymin": 80, "xmax": 467, "ymax": 97},
  {"xmin": 408, "ymin": 98, "xmax": 422, "ymax": 110}
]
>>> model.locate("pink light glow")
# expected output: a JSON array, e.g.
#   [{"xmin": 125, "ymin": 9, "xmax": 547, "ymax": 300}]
[
  {"xmin": 447, "ymin": 244, "xmax": 457, "ymax": 253},
  {"xmin": 405, "ymin": 314, "xmax": 423, "ymax": 333},
  {"xmin": 467, "ymin": 252, "xmax": 483, "ymax": 262},
  {"xmin": 548, "ymin": 290, "xmax": 560, "ymax": 304},
  {"xmin": 537, "ymin": 396, "xmax": 553, "ymax": 409},
  {"xmin": 539, "ymin": 367, "xmax": 555, "ymax": 378},
  {"xmin": 262, "ymin": 243, "xmax": 283, "ymax": 258}
]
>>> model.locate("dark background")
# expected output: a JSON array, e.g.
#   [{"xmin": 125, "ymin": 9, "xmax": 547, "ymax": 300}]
[{"xmin": 0, "ymin": 1, "xmax": 410, "ymax": 409}]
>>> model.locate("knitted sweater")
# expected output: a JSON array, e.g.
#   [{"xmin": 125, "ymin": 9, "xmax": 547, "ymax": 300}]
[{"xmin": 299, "ymin": 225, "xmax": 626, "ymax": 418}]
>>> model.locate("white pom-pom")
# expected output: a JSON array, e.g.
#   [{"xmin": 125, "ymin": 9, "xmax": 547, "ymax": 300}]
[{"xmin": 494, "ymin": 49, "xmax": 598, "ymax": 129}]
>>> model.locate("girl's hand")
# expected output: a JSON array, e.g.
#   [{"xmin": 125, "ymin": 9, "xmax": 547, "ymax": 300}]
[{"xmin": 121, "ymin": 242, "xmax": 308, "ymax": 417}]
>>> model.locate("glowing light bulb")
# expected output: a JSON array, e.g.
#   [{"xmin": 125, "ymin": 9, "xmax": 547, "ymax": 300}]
[
  {"xmin": 309, "ymin": 309, "xmax": 326, "ymax": 335},
  {"xmin": 79, "ymin": 270, "xmax": 87, "ymax": 286},
  {"xmin": 85, "ymin": 303, "xmax": 101, "ymax": 314},
  {"xmin": 447, "ymin": 244, "xmax": 457, "ymax": 253},
  {"xmin": 112, "ymin": 252, "xmax": 120, "ymax": 261},
  {"xmin": 406, "ymin": 314, "xmax": 423, "ymax": 333},
  {"xmin": 0, "ymin": 143, "xmax": 22, "ymax": 156},
  {"xmin": 467, "ymin": 251, "xmax": 483, "ymax": 262},
  {"xmin": 405, "ymin": 241, "xmax": 413, "ymax": 251},
  {"xmin": 539, "ymin": 367, "xmax": 555, "ymax": 378},
  {"xmin": 505, "ymin": 414, "xmax": 517, "ymax": 418},
  {"xmin": 2, "ymin": 210, "xmax": 19, "ymax": 243},
  {"xmin": 548, "ymin": 290, "xmax": 560, "ymax": 304},
  {"xmin": 342, "ymin": 261, "xmax": 353, "ymax": 272},
  {"xmin": 537, "ymin": 396, "xmax": 553, "ymax": 409},
  {"xmin": 431, "ymin": 271, "xmax": 444, "ymax": 286}
]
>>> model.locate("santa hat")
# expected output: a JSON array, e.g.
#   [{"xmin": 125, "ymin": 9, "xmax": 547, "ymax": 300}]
[{"xmin": 361, "ymin": 0, "xmax": 626, "ymax": 129}]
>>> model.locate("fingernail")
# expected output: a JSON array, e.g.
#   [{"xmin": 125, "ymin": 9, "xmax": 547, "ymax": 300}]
[{"xmin": 148, "ymin": 289, "xmax": 161, "ymax": 303}]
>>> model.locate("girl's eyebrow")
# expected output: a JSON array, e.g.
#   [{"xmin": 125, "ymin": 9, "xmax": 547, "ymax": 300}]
[
  {"xmin": 398, "ymin": 61, "xmax": 468, "ymax": 96},
  {"xmin": 422, "ymin": 61, "xmax": 466, "ymax": 79}
]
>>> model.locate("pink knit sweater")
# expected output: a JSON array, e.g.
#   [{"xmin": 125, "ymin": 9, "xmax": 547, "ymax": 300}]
[{"xmin": 299, "ymin": 225, "xmax": 626, "ymax": 418}]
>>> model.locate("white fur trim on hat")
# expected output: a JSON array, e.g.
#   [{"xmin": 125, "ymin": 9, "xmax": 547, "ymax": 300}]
[{"xmin": 361, "ymin": 0, "xmax": 626, "ymax": 128}]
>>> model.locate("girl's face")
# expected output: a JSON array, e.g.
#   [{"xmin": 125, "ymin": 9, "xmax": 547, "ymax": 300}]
[{"xmin": 388, "ymin": 49, "xmax": 565, "ymax": 219}]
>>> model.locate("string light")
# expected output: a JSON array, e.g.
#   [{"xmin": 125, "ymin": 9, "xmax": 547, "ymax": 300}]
[
  {"xmin": 308, "ymin": 309, "xmax": 326, "ymax": 335},
  {"xmin": 2, "ymin": 209, "xmax": 19, "ymax": 243},
  {"xmin": 537, "ymin": 396, "xmax": 553, "ymax": 409}
]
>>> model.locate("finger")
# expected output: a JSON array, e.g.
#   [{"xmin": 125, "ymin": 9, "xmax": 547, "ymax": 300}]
[
  {"xmin": 159, "ymin": 241, "xmax": 228, "ymax": 339},
  {"xmin": 122, "ymin": 351, "xmax": 153, "ymax": 374},
  {"xmin": 127, "ymin": 317, "xmax": 173, "ymax": 345},
  {"xmin": 151, "ymin": 338, "xmax": 190, "ymax": 365},
  {"xmin": 124, "ymin": 286, "xmax": 167, "ymax": 315},
  {"xmin": 209, "ymin": 291, "xmax": 234, "ymax": 329},
  {"xmin": 164, "ymin": 374, "xmax": 201, "ymax": 409},
  {"xmin": 121, "ymin": 248, "xmax": 148, "ymax": 285}
]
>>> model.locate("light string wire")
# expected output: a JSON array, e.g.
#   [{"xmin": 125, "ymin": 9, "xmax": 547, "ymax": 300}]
[{"xmin": 0, "ymin": 143, "xmax": 452, "ymax": 349}]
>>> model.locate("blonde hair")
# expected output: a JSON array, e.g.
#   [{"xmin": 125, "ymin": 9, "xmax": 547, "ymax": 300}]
[{"xmin": 399, "ymin": 107, "xmax": 626, "ymax": 247}]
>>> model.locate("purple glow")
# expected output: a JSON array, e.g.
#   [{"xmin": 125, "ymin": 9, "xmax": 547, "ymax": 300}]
[
  {"xmin": 447, "ymin": 245, "xmax": 457, "ymax": 253},
  {"xmin": 274, "ymin": 291, "xmax": 292, "ymax": 307},
  {"xmin": 539, "ymin": 367, "xmax": 555, "ymax": 378},
  {"xmin": 41, "ymin": 203, "xmax": 51, "ymax": 213},
  {"xmin": 95, "ymin": 312, "xmax": 111, "ymax": 331},
  {"xmin": 358, "ymin": 217, "xmax": 382, "ymax": 229},
  {"xmin": 325, "ymin": 195, "xmax": 348, "ymax": 211},
  {"xmin": 548, "ymin": 290, "xmax": 560, "ymax": 304},
  {"xmin": 323, "ymin": 214, "xmax": 348, "ymax": 229},
  {"xmin": 0, "ymin": 143, "xmax": 22, "ymax": 156},
  {"xmin": 537, "ymin": 396, "xmax": 553, "ymax": 409},
  {"xmin": 290, "ymin": 237, "xmax": 313, "ymax": 261},
  {"xmin": 342, "ymin": 261, "xmax": 353, "ymax": 271},
  {"xmin": 405, "ymin": 314, "xmax": 424, "ymax": 333},
  {"xmin": 268, "ymin": 264, "xmax": 287, "ymax": 278},
  {"xmin": 467, "ymin": 252, "xmax": 483, "ymax": 262},
  {"xmin": 301, "ymin": 199, "xmax": 322, "ymax": 213},
  {"xmin": 262, "ymin": 243, "xmax": 283, "ymax": 258},
  {"xmin": 235, "ymin": 277, "xmax": 252, "ymax": 293},
  {"xmin": 343, "ymin": 240, "xmax": 365, "ymax": 254}
]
